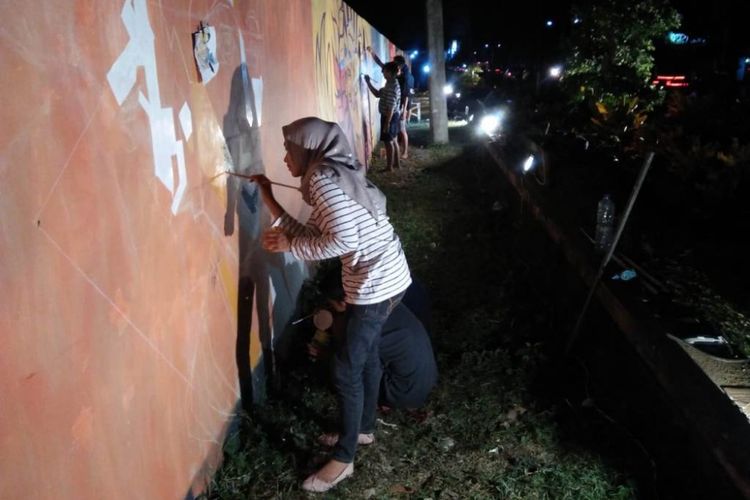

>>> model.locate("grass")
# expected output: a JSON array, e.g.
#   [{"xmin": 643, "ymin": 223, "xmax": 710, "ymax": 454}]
[{"xmin": 202, "ymin": 124, "xmax": 637, "ymax": 499}]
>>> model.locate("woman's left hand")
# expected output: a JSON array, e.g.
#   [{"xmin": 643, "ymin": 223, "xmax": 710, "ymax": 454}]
[{"xmin": 262, "ymin": 228, "xmax": 291, "ymax": 252}]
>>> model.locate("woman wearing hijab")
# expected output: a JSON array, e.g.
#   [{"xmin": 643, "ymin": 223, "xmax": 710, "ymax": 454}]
[{"xmin": 251, "ymin": 117, "xmax": 411, "ymax": 492}]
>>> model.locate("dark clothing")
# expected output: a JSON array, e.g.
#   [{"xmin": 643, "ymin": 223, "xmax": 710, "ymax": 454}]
[
  {"xmin": 401, "ymin": 279, "xmax": 432, "ymax": 335},
  {"xmin": 332, "ymin": 293, "xmax": 403, "ymax": 463},
  {"xmin": 379, "ymin": 303, "xmax": 438, "ymax": 409},
  {"xmin": 380, "ymin": 112, "xmax": 400, "ymax": 142},
  {"xmin": 397, "ymin": 67, "xmax": 414, "ymax": 134},
  {"xmin": 398, "ymin": 66, "xmax": 414, "ymax": 106}
]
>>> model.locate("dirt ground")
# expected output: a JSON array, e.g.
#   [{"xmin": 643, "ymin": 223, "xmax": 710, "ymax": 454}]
[{"xmin": 203, "ymin": 123, "xmax": 742, "ymax": 499}]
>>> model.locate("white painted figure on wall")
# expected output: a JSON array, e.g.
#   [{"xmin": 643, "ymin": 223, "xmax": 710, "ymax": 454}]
[{"xmin": 106, "ymin": 0, "xmax": 189, "ymax": 215}]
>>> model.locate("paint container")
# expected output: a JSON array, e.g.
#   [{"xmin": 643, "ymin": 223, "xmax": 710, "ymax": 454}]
[{"xmin": 313, "ymin": 309, "xmax": 334, "ymax": 330}]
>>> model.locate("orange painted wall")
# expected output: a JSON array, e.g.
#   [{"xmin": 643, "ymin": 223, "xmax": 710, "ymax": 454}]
[{"xmin": 0, "ymin": 1, "xmax": 396, "ymax": 498}]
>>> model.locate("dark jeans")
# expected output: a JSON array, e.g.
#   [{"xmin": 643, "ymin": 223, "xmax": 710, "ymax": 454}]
[
  {"xmin": 332, "ymin": 292, "xmax": 403, "ymax": 463},
  {"xmin": 379, "ymin": 112, "xmax": 400, "ymax": 142}
]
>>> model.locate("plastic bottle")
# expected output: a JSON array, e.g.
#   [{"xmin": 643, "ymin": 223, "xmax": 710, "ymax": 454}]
[{"xmin": 595, "ymin": 194, "xmax": 616, "ymax": 253}]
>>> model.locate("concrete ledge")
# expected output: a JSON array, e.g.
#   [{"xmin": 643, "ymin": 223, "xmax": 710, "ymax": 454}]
[{"xmin": 485, "ymin": 142, "xmax": 750, "ymax": 498}]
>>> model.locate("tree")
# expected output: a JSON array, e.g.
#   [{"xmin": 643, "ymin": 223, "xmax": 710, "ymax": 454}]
[
  {"xmin": 563, "ymin": 0, "xmax": 680, "ymax": 142},
  {"xmin": 458, "ymin": 63, "xmax": 483, "ymax": 89}
]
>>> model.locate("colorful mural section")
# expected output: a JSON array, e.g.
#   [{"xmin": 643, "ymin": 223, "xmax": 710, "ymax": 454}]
[
  {"xmin": 0, "ymin": 1, "xmax": 397, "ymax": 499},
  {"xmin": 312, "ymin": 0, "xmax": 397, "ymax": 168}
]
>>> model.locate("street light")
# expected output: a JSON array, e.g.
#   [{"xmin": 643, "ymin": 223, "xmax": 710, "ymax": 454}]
[
  {"xmin": 422, "ymin": 63, "xmax": 431, "ymax": 74},
  {"xmin": 546, "ymin": 19, "xmax": 554, "ymax": 27},
  {"xmin": 549, "ymin": 65, "xmax": 562, "ymax": 78}
]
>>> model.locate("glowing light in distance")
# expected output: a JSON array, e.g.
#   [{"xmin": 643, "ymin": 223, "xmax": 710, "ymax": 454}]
[
  {"xmin": 479, "ymin": 113, "xmax": 502, "ymax": 136},
  {"xmin": 668, "ymin": 32, "xmax": 689, "ymax": 44},
  {"xmin": 523, "ymin": 155, "xmax": 535, "ymax": 172},
  {"xmin": 549, "ymin": 65, "xmax": 562, "ymax": 78},
  {"xmin": 443, "ymin": 84, "xmax": 454, "ymax": 95},
  {"xmin": 422, "ymin": 64, "xmax": 431, "ymax": 74},
  {"xmin": 546, "ymin": 20, "xmax": 553, "ymax": 27}
]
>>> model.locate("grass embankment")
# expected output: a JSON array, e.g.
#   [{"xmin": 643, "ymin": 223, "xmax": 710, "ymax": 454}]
[{"xmin": 203, "ymin": 124, "xmax": 636, "ymax": 499}]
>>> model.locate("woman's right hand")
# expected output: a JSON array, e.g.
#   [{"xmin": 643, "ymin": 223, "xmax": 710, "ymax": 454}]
[{"xmin": 250, "ymin": 174, "xmax": 285, "ymax": 219}]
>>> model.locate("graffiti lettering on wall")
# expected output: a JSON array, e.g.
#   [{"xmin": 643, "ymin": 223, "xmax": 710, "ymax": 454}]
[
  {"xmin": 107, "ymin": 0, "xmax": 190, "ymax": 215},
  {"xmin": 313, "ymin": 0, "xmax": 379, "ymax": 165}
]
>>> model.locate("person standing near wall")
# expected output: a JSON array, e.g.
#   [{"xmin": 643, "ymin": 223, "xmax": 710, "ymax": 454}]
[
  {"xmin": 364, "ymin": 62, "xmax": 402, "ymax": 171},
  {"xmin": 368, "ymin": 48, "xmax": 413, "ymax": 160},
  {"xmin": 251, "ymin": 117, "xmax": 411, "ymax": 492},
  {"xmin": 392, "ymin": 55, "xmax": 413, "ymax": 159}
]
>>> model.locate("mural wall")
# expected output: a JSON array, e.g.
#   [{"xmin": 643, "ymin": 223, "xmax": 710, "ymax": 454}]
[
  {"xmin": 0, "ymin": 1, "xmax": 397, "ymax": 498},
  {"xmin": 312, "ymin": 0, "xmax": 395, "ymax": 167}
]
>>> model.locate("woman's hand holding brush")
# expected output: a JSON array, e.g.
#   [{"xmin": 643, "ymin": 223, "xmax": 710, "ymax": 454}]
[{"xmin": 248, "ymin": 174, "xmax": 284, "ymax": 219}]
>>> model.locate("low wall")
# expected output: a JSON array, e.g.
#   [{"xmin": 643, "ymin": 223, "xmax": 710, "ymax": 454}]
[{"xmin": 0, "ymin": 1, "xmax": 396, "ymax": 498}]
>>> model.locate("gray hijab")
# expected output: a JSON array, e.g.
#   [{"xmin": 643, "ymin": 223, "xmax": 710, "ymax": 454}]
[{"xmin": 282, "ymin": 117, "xmax": 386, "ymax": 217}]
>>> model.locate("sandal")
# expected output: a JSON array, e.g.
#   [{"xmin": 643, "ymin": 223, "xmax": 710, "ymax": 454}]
[
  {"xmin": 317, "ymin": 432, "xmax": 374, "ymax": 447},
  {"xmin": 301, "ymin": 462, "xmax": 354, "ymax": 492}
]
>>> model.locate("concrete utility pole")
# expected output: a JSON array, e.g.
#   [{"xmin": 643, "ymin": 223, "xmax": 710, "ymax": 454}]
[{"xmin": 426, "ymin": 0, "xmax": 449, "ymax": 143}]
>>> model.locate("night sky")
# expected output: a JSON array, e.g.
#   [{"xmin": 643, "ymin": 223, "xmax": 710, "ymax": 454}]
[
  {"xmin": 346, "ymin": 0, "xmax": 572, "ymax": 51},
  {"xmin": 345, "ymin": 0, "xmax": 749, "ymax": 58}
]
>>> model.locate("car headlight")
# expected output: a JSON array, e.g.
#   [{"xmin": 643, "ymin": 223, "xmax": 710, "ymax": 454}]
[{"xmin": 478, "ymin": 113, "xmax": 502, "ymax": 136}]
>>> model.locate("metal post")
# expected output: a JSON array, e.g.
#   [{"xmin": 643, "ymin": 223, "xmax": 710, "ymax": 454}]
[{"xmin": 565, "ymin": 152, "xmax": 655, "ymax": 354}]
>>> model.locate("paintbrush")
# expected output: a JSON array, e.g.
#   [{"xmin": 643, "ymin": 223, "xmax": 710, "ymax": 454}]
[{"xmin": 223, "ymin": 171, "xmax": 301, "ymax": 191}]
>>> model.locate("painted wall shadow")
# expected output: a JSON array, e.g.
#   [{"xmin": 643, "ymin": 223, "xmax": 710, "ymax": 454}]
[{"xmin": 223, "ymin": 65, "xmax": 305, "ymax": 411}]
